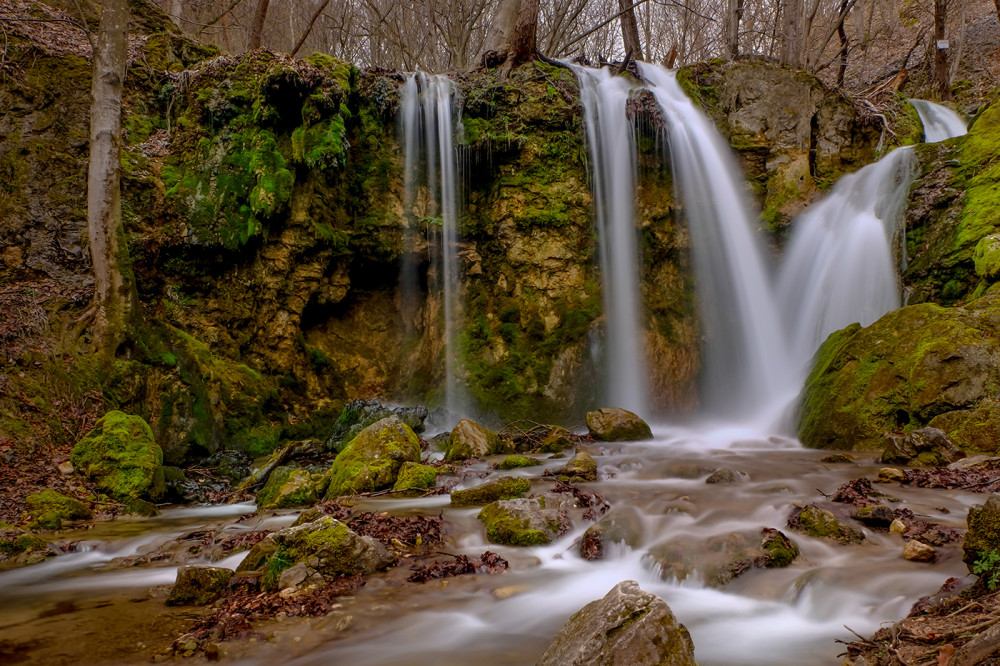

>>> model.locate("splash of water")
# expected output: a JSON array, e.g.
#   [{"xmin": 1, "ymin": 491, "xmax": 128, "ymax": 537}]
[
  {"xmin": 910, "ymin": 99, "xmax": 968, "ymax": 143},
  {"xmin": 571, "ymin": 65, "xmax": 648, "ymax": 416}
]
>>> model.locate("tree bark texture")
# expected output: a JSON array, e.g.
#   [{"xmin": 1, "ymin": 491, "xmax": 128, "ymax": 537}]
[
  {"xmin": 248, "ymin": 0, "xmax": 270, "ymax": 50},
  {"xmin": 618, "ymin": 0, "xmax": 644, "ymax": 61},
  {"xmin": 934, "ymin": 0, "xmax": 951, "ymax": 99},
  {"xmin": 506, "ymin": 0, "xmax": 540, "ymax": 66},
  {"xmin": 87, "ymin": 0, "xmax": 136, "ymax": 354},
  {"xmin": 779, "ymin": 0, "xmax": 804, "ymax": 68},
  {"xmin": 726, "ymin": 0, "xmax": 743, "ymax": 59}
]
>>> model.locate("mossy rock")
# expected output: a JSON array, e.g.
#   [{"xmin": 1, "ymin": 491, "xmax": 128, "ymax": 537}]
[
  {"xmin": 963, "ymin": 493, "xmax": 1000, "ymax": 568},
  {"xmin": 326, "ymin": 416, "xmax": 421, "ymax": 497},
  {"xmin": 787, "ymin": 504, "xmax": 864, "ymax": 544},
  {"xmin": 446, "ymin": 419, "xmax": 508, "ymax": 461},
  {"xmin": 256, "ymin": 465, "xmax": 329, "ymax": 510},
  {"xmin": 237, "ymin": 516, "xmax": 394, "ymax": 590},
  {"xmin": 26, "ymin": 490, "xmax": 92, "ymax": 530},
  {"xmin": 554, "ymin": 451, "xmax": 597, "ymax": 482},
  {"xmin": 585, "ymin": 408, "xmax": 653, "ymax": 441},
  {"xmin": 495, "ymin": 455, "xmax": 540, "ymax": 470},
  {"xmin": 761, "ymin": 527, "xmax": 800, "ymax": 567},
  {"xmin": 880, "ymin": 428, "xmax": 965, "ymax": 467},
  {"xmin": 0, "ymin": 526, "xmax": 53, "ymax": 566},
  {"xmin": 798, "ymin": 294, "xmax": 1000, "ymax": 452},
  {"xmin": 166, "ymin": 566, "xmax": 234, "ymax": 606},
  {"xmin": 450, "ymin": 477, "xmax": 531, "ymax": 506},
  {"xmin": 325, "ymin": 399, "xmax": 428, "ymax": 453},
  {"xmin": 537, "ymin": 426, "xmax": 574, "ymax": 453},
  {"xmin": 392, "ymin": 462, "xmax": 439, "ymax": 492},
  {"xmin": 70, "ymin": 411, "xmax": 165, "ymax": 502},
  {"xmin": 477, "ymin": 495, "xmax": 572, "ymax": 546}
]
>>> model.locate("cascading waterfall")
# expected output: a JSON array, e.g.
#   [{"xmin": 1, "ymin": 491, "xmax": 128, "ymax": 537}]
[
  {"xmin": 910, "ymin": 99, "xmax": 968, "ymax": 143},
  {"xmin": 637, "ymin": 63, "xmax": 793, "ymax": 421},
  {"xmin": 399, "ymin": 73, "xmax": 465, "ymax": 417},
  {"xmin": 571, "ymin": 66, "xmax": 648, "ymax": 416}
]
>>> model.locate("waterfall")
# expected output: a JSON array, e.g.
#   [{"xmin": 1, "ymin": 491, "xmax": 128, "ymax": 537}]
[
  {"xmin": 776, "ymin": 148, "xmax": 916, "ymax": 377},
  {"xmin": 910, "ymin": 99, "xmax": 968, "ymax": 143},
  {"xmin": 637, "ymin": 63, "xmax": 793, "ymax": 421},
  {"xmin": 399, "ymin": 73, "xmax": 465, "ymax": 417},
  {"xmin": 571, "ymin": 66, "xmax": 648, "ymax": 416}
]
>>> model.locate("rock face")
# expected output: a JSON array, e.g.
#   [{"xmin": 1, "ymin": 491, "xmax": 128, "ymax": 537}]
[
  {"xmin": 799, "ymin": 293, "xmax": 1000, "ymax": 452},
  {"xmin": 166, "ymin": 566, "xmax": 234, "ymax": 606},
  {"xmin": 237, "ymin": 517, "xmax": 394, "ymax": 590},
  {"xmin": 447, "ymin": 419, "xmax": 507, "ymax": 461},
  {"xmin": 881, "ymin": 428, "xmax": 965, "ymax": 467},
  {"xmin": 70, "ymin": 411, "xmax": 165, "ymax": 502},
  {"xmin": 963, "ymin": 493, "xmax": 1000, "ymax": 567},
  {"xmin": 585, "ymin": 408, "xmax": 653, "ymax": 441},
  {"xmin": 536, "ymin": 580, "xmax": 696, "ymax": 666},
  {"xmin": 326, "ymin": 417, "xmax": 421, "ymax": 497}
]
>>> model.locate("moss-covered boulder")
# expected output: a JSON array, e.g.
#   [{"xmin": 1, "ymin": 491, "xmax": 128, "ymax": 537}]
[
  {"xmin": 554, "ymin": 451, "xmax": 597, "ymax": 482},
  {"xmin": 761, "ymin": 528, "xmax": 800, "ymax": 567},
  {"xmin": 446, "ymin": 419, "xmax": 508, "ymax": 461},
  {"xmin": 326, "ymin": 416, "xmax": 421, "ymax": 497},
  {"xmin": 325, "ymin": 399, "xmax": 428, "ymax": 452},
  {"xmin": 391, "ymin": 462, "xmax": 439, "ymax": 492},
  {"xmin": 256, "ymin": 465, "xmax": 329, "ymax": 510},
  {"xmin": 237, "ymin": 516, "xmax": 394, "ymax": 590},
  {"xmin": 880, "ymin": 428, "xmax": 965, "ymax": 467},
  {"xmin": 787, "ymin": 504, "xmax": 864, "ymax": 544},
  {"xmin": 477, "ymin": 494, "xmax": 573, "ymax": 546},
  {"xmin": 450, "ymin": 477, "xmax": 531, "ymax": 507},
  {"xmin": 798, "ymin": 293, "xmax": 1000, "ymax": 452},
  {"xmin": 166, "ymin": 566, "xmax": 234, "ymax": 606},
  {"xmin": 537, "ymin": 580, "xmax": 696, "ymax": 666},
  {"xmin": 70, "ymin": 411, "xmax": 165, "ymax": 501},
  {"xmin": 26, "ymin": 490, "xmax": 92, "ymax": 530},
  {"xmin": 586, "ymin": 408, "xmax": 653, "ymax": 441},
  {"xmin": 495, "ymin": 454, "xmax": 540, "ymax": 470},
  {"xmin": 0, "ymin": 525, "xmax": 53, "ymax": 566},
  {"xmin": 962, "ymin": 493, "xmax": 1000, "ymax": 568}
]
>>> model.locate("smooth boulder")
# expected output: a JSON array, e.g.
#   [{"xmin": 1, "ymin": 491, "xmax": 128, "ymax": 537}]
[
  {"xmin": 536, "ymin": 580, "xmax": 696, "ymax": 666},
  {"xmin": 585, "ymin": 408, "xmax": 652, "ymax": 442},
  {"xmin": 447, "ymin": 419, "xmax": 507, "ymax": 461},
  {"xmin": 326, "ymin": 416, "xmax": 421, "ymax": 497}
]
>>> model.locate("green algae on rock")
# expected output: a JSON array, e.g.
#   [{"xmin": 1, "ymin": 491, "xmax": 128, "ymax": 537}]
[
  {"xmin": 554, "ymin": 451, "xmax": 597, "ymax": 482},
  {"xmin": 326, "ymin": 416, "xmax": 421, "ymax": 497},
  {"xmin": 391, "ymin": 462, "xmax": 439, "ymax": 492},
  {"xmin": 494, "ymin": 454, "xmax": 541, "ymax": 469},
  {"xmin": 70, "ymin": 411, "xmax": 165, "ymax": 502},
  {"xmin": 450, "ymin": 477, "xmax": 531, "ymax": 506},
  {"xmin": 0, "ymin": 525, "xmax": 53, "ymax": 567}
]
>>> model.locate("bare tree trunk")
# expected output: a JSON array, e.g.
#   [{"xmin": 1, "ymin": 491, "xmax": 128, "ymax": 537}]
[
  {"xmin": 292, "ymin": 0, "xmax": 330, "ymax": 56},
  {"xmin": 248, "ymin": 0, "xmax": 270, "ymax": 50},
  {"xmin": 934, "ymin": 0, "xmax": 951, "ymax": 99},
  {"xmin": 618, "ymin": 0, "xmax": 644, "ymax": 61},
  {"xmin": 87, "ymin": 0, "xmax": 136, "ymax": 355},
  {"xmin": 837, "ymin": 0, "xmax": 849, "ymax": 85},
  {"xmin": 507, "ymin": 0, "xmax": 540, "ymax": 66},
  {"xmin": 726, "ymin": 0, "xmax": 743, "ymax": 59},
  {"xmin": 780, "ymin": 0, "xmax": 803, "ymax": 68}
]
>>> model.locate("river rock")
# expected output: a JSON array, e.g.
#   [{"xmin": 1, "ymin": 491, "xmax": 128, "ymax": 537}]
[
  {"xmin": 962, "ymin": 493, "xmax": 1000, "ymax": 567},
  {"xmin": 70, "ymin": 411, "xmax": 165, "ymax": 502},
  {"xmin": 478, "ymin": 494, "xmax": 574, "ymax": 546},
  {"xmin": 799, "ymin": 294, "xmax": 1000, "ymax": 452},
  {"xmin": 705, "ymin": 468, "xmax": 747, "ymax": 484},
  {"xmin": 25, "ymin": 490, "xmax": 92, "ymax": 530},
  {"xmin": 580, "ymin": 507, "xmax": 644, "ymax": 560},
  {"xmin": 326, "ymin": 416, "xmax": 421, "ymax": 497},
  {"xmin": 0, "ymin": 526, "xmax": 55, "ymax": 566},
  {"xmin": 446, "ymin": 419, "xmax": 508, "ymax": 461},
  {"xmin": 325, "ymin": 399, "xmax": 428, "ymax": 452},
  {"xmin": 877, "ymin": 467, "xmax": 906, "ymax": 483},
  {"xmin": 166, "ymin": 566, "xmax": 234, "ymax": 606},
  {"xmin": 237, "ymin": 516, "xmax": 394, "ymax": 590},
  {"xmin": 495, "ymin": 455, "xmax": 541, "ymax": 470},
  {"xmin": 880, "ymin": 427, "xmax": 965, "ymax": 467},
  {"xmin": 536, "ymin": 580, "xmax": 696, "ymax": 666},
  {"xmin": 554, "ymin": 451, "xmax": 597, "ymax": 482},
  {"xmin": 851, "ymin": 504, "xmax": 895, "ymax": 528},
  {"xmin": 256, "ymin": 465, "xmax": 329, "ymax": 509},
  {"xmin": 392, "ymin": 462, "xmax": 439, "ymax": 492},
  {"xmin": 903, "ymin": 540, "xmax": 937, "ymax": 562},
  {"xmin": 451, "ymin": 477, "xmax": 531, "ymax": 506},
  {"xmin": 648, "ymin": 528, "xmax": 798, "ymax": 587},
  {"xmin": 236, "ymin": 439, "xmax": 321, "ymax": 495},
  {"xmin": 585, "ymin": 408, "xmax": 653, "ymax": 441},
  {"xmin": 890, "ymin": 519, "xmax": 907, "ymax": 534},
  {"xmin": 537, "ymin": 426, "xmax": 574, "ymax": 453},
  {"xmin": 787, "ymin": 504, "xmax": 864, "ymax": 544}
]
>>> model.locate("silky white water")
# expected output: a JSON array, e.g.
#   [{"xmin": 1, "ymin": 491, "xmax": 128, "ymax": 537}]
[
  {"xmin": 571, "ymin": 65, "xmax": 649, "ymax": 416},
  {"xmin": 910, "ymin": 99, "xmax": 968, "ymax": 143}
]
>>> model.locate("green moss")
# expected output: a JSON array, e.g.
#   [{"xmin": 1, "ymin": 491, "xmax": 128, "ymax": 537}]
[
  {"xmin": 326, "ymin": 418, "xmax": 421, "ymax": 497},
  {"xmin": 256, "ymin": 466, "xmax": 328, "ymax": 509},
  {"xmin": 761, "ymin": 529, "xmax": 800, "ymax": 568},
  {"xmin": 496, "ymin": 455, "xmax": 539, "ymax": 469},
  {"xmin": 26, "ymin": 490, "xmax": 92, "ymax": 530},
  {"xmin": 788, "ymin": 505, "xmax": 864, "ymax": 544},
  {"xmin": 477, "ymin": 502, "xmax": 550, "ymax": 546},
  {"xmin": 451, "ymin": 477, "xmax": 531, "ymax": 506},
  {"xmin": 261, "ymin": 545, "xmax": 295, "ymax": 591},
  {"xmin": 391, "ymin": 462, "xmax": 439, "ymax": 492},
  {"xmin": 70, "ymin": 411, "xmax": 165, "ymax": 502}
]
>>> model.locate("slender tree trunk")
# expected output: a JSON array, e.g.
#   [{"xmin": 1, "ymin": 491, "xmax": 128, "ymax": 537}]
[
  {"xmin": 780, "ymin": 0, "xmax": 804, "ymax": 67},
  {"xmin": 87, "ymin": 0, "xmax": 136, "ymax": 355},
  {"xmin": 292, "ymin": 0, "xmax": 330, "ymax": 56},
  {"xmin": 726, "ymin": 0, "xmax": 743, "ymax": 59},
  {"xmin": 248, "ymin": 0, "xmax": 270, "ymax": 50},
  {"xmin": 837, "ymin": 0, "xmax": 849, "ymax": 85},
  {"xmin": 618, "ymin": 0, "xmax": 644, "ymax": 61},
  {"xmin": 934, "ymin": 0, "xmax": 951, "ymax": 99}
]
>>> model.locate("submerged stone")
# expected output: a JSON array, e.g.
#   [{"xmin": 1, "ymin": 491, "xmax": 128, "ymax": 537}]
[
  {"xmin": 166, "ymin": 566, "xmax": 234, "ymax": 606},
  {"xmin": 70, "ymin": 411, "xmax": 165, "ymax": 502},
  {"xmin": 326, "ymin": 416, "xmax": 421, "ymax": 497},
  {"xmin": 705, "ymin": 468, "xmax": 747, "ymax": 484},
  {"xmin": 585, "ymin": 408, "xmax": 652, "ymax": 441},
  {"xmin": 787, "ymin": 504, "xmax": 865, "ymax": 544},
  {"xmin": 451, "ymin": 477, "xmax": 531, "ymax": 506},
  {"xmin": 580, "ymin": 507, "xmax": 644, "ymax": 560},
  {"xmin": 536, "ymin": 580, "xmax": 696, "ymax": 666}
]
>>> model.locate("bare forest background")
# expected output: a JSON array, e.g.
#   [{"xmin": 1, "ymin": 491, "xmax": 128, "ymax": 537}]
[{"xmin": 150, "ymin": 0, "xmax": 1000, "ymax": 95}]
